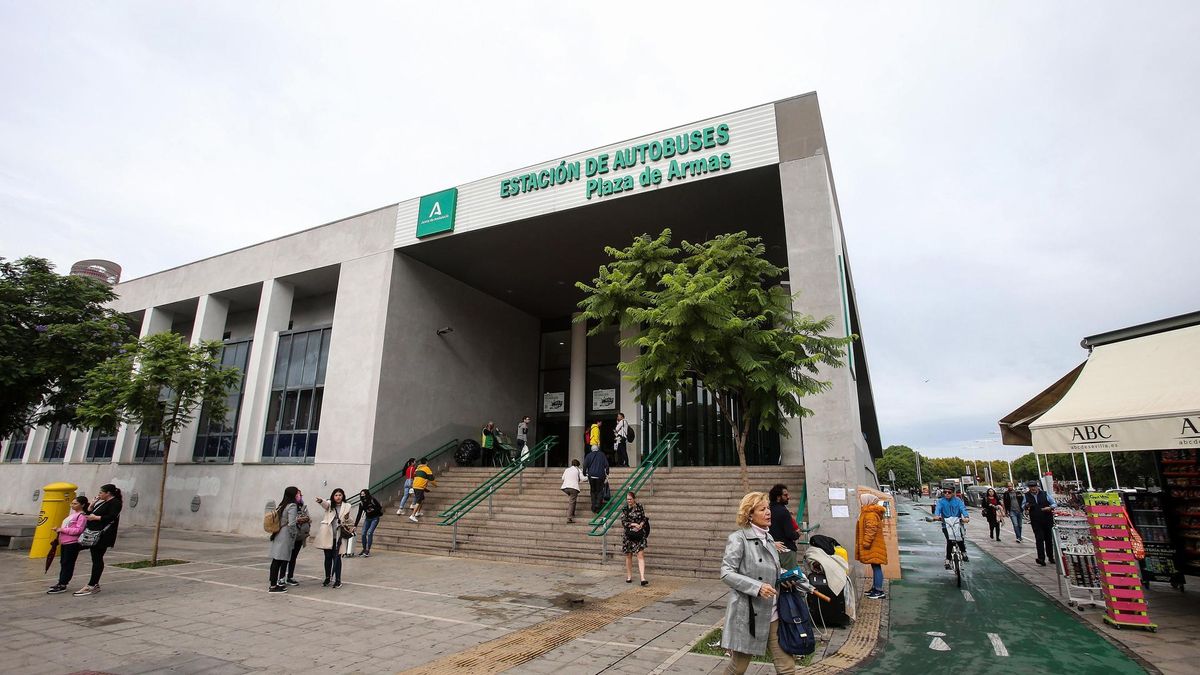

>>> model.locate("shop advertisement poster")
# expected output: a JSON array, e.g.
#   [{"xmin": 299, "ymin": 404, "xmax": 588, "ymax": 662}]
[
  {"xmin": 543, "ymin": 392, "xmax": 565, "ymax": 413},
  {"xmin": 592, "ymin": 388, "xmax": 616, "ymax": 411}
]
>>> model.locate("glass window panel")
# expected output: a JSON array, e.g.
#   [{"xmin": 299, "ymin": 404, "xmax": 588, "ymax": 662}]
[
  {"xmin": 272, "ymin": 335, "xmax": 291, "ymax": 388},
  {"xmin": 262, "ymin": 433, "xmax": 277, "ymax": 458},
  {"xmin": 315, "ymin": 329, "xmax": 331, "ymax": 385},
  {"xmin": 586, "ymin": 327, "xmax": 620, "ymax": 365},
  {"xmin": 216, "ymin": 436, "xmax": 233, "ymax": 460},
  {"xmin": 302, "ymin": 333, "xmax": 320, "ymax": 386},
  {"xmin": 281, "ymin": 391, "xmax": 299, "ymax": 430},
  {"xmin": 265, "ymin": 392, "xmax": 283, "ymax": 433},
  {"xmin": 540, "ymin": 331, "xmax": 571, "ymax": 371},
  {"xmin": 295, "ymin": 389, "xmax": 313, "ymax": 430},
  {"xmin": 305, "ymin": 432, "xmax": 317, "ymax": 459},
  {"xmin": 286, "ymin": 333, "xmax": 308, "ymax": 388},
  {"xmin": 310, "ymin": 389, "xmax": 323, "ymax": 431}
]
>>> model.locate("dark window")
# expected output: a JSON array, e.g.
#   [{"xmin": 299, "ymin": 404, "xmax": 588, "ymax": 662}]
[
  {"xmin": 134, "ymin": 396, "xmax": 169, "ymax": 463},
  {"xmin": 85, "ymin": 429, "xmax": 117, "ymax": 463},
  {"xmin": 4, "ymin": 429, "xmax": 31, "ymax": 463},
  {"xmin": 641, "ymin": 375, "xmax": 780, "ymax": 467},
  {"xmin": 262, "ymin": 327, "xmax": 330, "ymax": 463},
  {"xmin": 193, "ymin": 339, "xmax": 252, "ymax": 463},
  {"xmin": 42, "ymin": 423, "xmax": 70, "ymax": 462}
]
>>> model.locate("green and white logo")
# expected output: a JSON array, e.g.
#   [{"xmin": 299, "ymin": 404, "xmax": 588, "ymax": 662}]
[{"xmin": 416, "ymin": 187, "xmax": 458, "ymax": 238}]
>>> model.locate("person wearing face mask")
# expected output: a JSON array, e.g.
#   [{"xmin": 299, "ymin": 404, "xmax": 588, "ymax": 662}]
[
  {"xmin": 268, "ymin": 486, "xmax": 300, "ymax": 593},
  {"xmin": 47, "ymin": 495, "xmax": 90, "ymax": 594},
  {"xmin": 354, "ymin": 488, "xmax": 382, "ymax": 557},
  {"xmin": 719, "ymin": 491, "xmax": 794, "ymax": 674},
  {"xmin": 285, "ymin": 489, "xmax": 311, "ymax": 586}
]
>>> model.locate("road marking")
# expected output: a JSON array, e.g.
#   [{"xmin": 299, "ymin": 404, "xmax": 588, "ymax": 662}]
[
  {"xmin": 925, "ymin": 631, "xmax": 945, "ymax": 637},
  {"xmin": 961, "ymin": 589, "xmax": 975, "ymax": 602},
  {"xmin": 1003, "ymin": 552, "xmax": 1032, "ymax": 564},
  {"xmin": 929, "ymin": 637, "xmax": 951, "ymax": 651},
  {"xmin": 988, "ymin": 632, "xmax": 1009, "ymax": 656}
]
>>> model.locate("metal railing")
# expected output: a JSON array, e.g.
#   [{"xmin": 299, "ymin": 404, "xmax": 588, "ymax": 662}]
[
  {"xmin": 437, "ymin": 435, "xmax": 558, "ymax": 550},
  {"xmin": 348, "ymin": 438, "xmax": 459, "ymax": 507},
  {"xmin": 587, "ymin": 432, "xmax": 679, "ymax": 561}
]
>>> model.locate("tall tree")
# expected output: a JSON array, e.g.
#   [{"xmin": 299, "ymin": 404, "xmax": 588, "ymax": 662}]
[
  {"xmin": 78, "ymin": 333, "xmax": 241, "ymax": 564},
  {"xmin": 576, "ymin": 230, "xmax": 854, "ymax": 489},
  {"xmin": 0, "ymin": 257, "xmax": 131, "ymax": 438},
  {"xmin": 874, "ymin": 445, "xmax": 919, "ymax": 488}
]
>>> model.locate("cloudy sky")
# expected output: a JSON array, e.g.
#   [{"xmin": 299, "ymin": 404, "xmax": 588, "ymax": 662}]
[{"xmin": 3, "ymin": 2, "xmax": 1197, "ymax": 460}]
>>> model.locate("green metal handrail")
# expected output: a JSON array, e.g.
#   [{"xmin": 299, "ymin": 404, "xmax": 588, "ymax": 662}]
[
  {"xmin": 348, "ymin": 438, "xmax": 459, "ymax": 506},
  {"xmin": 587, "ymin": 432, "xmax": 679, "ymax": 538},
  {"xmin": 437, "ymin": 435, "xmax": 558, "ymax": 527},
  {"xmin": 793, "ymin": 480, "xmax": 821, "ymax": 545}
]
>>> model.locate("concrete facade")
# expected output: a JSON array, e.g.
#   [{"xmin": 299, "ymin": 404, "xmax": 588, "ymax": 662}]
[{"xmin": 0, "ymin": 93, "xmax": 880, "ymax": 542}]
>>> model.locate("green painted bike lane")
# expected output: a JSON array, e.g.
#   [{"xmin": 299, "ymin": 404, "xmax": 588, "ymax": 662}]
[{"xmin": 858, "ymin": 499, "xmax": 1146, "ymax": 673}]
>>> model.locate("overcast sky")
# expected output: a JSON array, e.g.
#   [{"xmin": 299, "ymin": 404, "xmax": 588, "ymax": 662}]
[{"xmin": 3, "ymin": 2, "xmax": 1198, "ymax": 461}]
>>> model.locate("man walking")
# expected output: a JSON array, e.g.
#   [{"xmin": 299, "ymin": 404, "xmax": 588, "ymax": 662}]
[
  {"xmin": 561, "ymin": 459, "xmax": 584, "ymax": 523},
  {"xmin": 583, "ymin": 445, "xmax": 610, "ymax": 514},
  {"xmin": 1024, "ymin": 480, "xmax": 1057, "ymax": 566},
  {"xmin": 516, "ymin": 415, "xmax": 531, "ymax": 462},
  {"xmin": 1002, "ymin": 482, "xmax": 1024, "ymax": 543},
  {"xmin": 613, "ymin": 412, "xmax": 630, "ymax": 467}
]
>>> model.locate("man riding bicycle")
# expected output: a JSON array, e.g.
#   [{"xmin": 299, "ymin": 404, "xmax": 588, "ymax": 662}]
[{"xmin": 931, "ymin": 487, "xmax": 970, "ymax": 570}]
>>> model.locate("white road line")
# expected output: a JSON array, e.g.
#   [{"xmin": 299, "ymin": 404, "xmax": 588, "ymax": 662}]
[
  {"xmin": 988, "ymin": 632, "xmax": 1009, "ymax": 656},
  {"xmin": 961, "ymin": 589, "xmax": 975, "ymax": 602},
  {"xmin": 1003, "ymin": 552, "xmax": 1032, "ymax": 564},
  {"xmin": 928, "ymin": 637, "xmax": 951, "ymax": 651}
]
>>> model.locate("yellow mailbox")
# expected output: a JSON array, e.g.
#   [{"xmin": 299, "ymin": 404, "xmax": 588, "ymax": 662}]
[{"xmin": 30, "ymin": 482, "xmax": 78, "ymax": 559}]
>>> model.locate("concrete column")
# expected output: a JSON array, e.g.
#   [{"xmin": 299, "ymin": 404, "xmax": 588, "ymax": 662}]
[
  {"xmin": 65, "ymin": 428, "xmax": 88, "ymax": 464},
  {"xmin": 234, "ymin": 280, "xmax": 293, "ymax": 463},
  {"xmin": 176, "ymin": 295, "xmax": 230, "ymax": 464},
  {"xmin": 568, "ymin": 315, "xmax": 587, "ymax": 464},
  {"xmin": 115, "ymin": 307, "xmax": 174, "ymax": 463},
  {"xmin": 618, "ymin": 326, "xmax": 640, "ymax": 467}
]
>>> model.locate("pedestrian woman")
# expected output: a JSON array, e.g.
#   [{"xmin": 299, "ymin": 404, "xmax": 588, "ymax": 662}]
[
  {"xmin": 719, "ymin": 492, "xmax": 793, "ymax": 674},
  {"xmin": 355, "ymin": 488, "xmax": 383, "ymax": 557},
  {"xmin": 395, "ymin": 458, "xmax": 417, "ymax": 515},
  {"xmin": 74, "ymin": 483, "xmax": 122, "ymax": 596},
  {"xmin": 315, "ymin": 488, "xmax": 353, "ymax": 588},
  {"xmin": 621, "ymin": 492, "xmax": 649, "ymax": 585},
  {"xmin": 285, "ymin": 489, "xmax": 311, "ymax": 586},
  {"xmin": 855, "ymin": 493, "xmax": 888, "ymax": 599},
  {"xmin": 47, "ymin": 495, "xmax": 89, "ymax": 594},
  {"xmin": 268, "ymin": 486, "xmax": 299, "ymax": 593},
  {"xmin": 982, "ymin": 487, "xmax": 1004, "ymax": 541}
]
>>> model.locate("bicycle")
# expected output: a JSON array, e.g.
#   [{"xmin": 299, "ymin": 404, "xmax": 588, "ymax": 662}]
[{"xmin": 927, "ymin": 515, "xmax": 968, "ymax": 587}]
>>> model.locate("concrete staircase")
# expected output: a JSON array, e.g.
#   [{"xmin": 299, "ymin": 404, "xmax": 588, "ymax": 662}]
[{"xmin": 371, "ymin": 464, "xmax": 806, "ymax": 578}]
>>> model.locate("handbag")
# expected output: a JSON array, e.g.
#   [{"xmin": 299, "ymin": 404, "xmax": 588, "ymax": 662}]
[
  {"xmin": 335, "ymin": 506, "xmax": 354, "ymax": 539},
  {"xmin": 78, "ymin": 524, "xmax": 109, "ymax": 548}
]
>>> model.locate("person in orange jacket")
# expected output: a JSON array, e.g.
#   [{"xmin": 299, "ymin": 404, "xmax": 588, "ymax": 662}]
[{"xmin": 855, "ymin": 493, "xmax": 888, "ymax": 599}]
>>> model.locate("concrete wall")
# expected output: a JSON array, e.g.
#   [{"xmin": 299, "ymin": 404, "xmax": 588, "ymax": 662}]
[{"xmin": 369, "ymin": 253, "xmax": 540, "ymax": 482}]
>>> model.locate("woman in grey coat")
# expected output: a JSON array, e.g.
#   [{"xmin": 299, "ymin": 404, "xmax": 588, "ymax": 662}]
[
  {"xmin": 720, "ymin": 491, "xmax": 795, "ymax": 674},
  {"xmin": 268, "ymin": 486, "xmax": 300, "ymax": 593}
]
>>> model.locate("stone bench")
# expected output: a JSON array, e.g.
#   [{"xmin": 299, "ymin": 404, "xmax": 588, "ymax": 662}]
[{"xmin": 0, "ymin": 522, "xmax": 36, "ymax": 550}]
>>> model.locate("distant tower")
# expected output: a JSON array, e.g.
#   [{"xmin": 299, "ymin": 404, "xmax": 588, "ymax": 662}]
[{"xmin": 70, "ymin": 259, "xmax": 122, "ymax": 286}]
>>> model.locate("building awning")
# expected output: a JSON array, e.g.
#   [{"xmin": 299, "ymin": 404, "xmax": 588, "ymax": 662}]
[
  {"xmin": 1027, "ymin": 324, "xmax": 1200, "ymax": 454},
  {"xmin": 998, "ymin": 362, "xmax": 1086, "ymax": 446}
]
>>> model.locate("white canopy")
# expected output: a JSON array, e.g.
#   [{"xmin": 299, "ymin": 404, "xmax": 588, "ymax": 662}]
[{"xmin": 1029, "ymin": 324, "xmax": 1200, "ymax": 454}]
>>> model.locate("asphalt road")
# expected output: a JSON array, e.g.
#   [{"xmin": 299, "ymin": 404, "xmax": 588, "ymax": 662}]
[{"xmin": 858, "ymin": 497, "xmax": 1147, "ymax": 673}]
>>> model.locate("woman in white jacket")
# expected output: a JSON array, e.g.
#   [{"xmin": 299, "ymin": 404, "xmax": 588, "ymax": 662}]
[{"xmin": 314, "ymin": 488, "xmax": 354, "ymax": 589}]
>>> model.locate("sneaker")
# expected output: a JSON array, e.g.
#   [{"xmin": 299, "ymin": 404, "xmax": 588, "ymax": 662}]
[
  {"xmin": 362, "ymin": 551, "xmax": 370, "ymax": 557},
  {"xmin": 322, "ymin": 577, "xmax": 331, "ymax": 587},
  {"xmin": 869, "ymin": 591, "xmax": 887, "ymax": 599},
  {"xmin": 285, "ymin": 578, "xmax": 299, "ymax": 586},
  {"xmin": 409, "ymin": 515, "xmax": 419, "ymax": 523},
  {"xmin": 73, "ymin": 585, "xmax": 98, "ymax": 596},
  {"xmin": 332, "ymin": 580, "xmax": 342, "ymax": 589},
  {"xmin": 268, "ymin": 585, "xmax": 288, "ymax": 593},
  {"xmin": 395, "ymin": 509, "xmax": 403, "ymax": 516},
  {"xmin": 47, "ymin": 585, "xmax": 67, "ymax": 594}
]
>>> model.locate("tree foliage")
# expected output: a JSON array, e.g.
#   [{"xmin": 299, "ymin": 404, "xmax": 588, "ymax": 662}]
[
  {"xmin": 0, "ymin": 257, "xmax": 131, "ymax": 438},
  {"xmin": 874, "ymin": 445, "xmax": 919, "ymax": 488},
  {"xmin": 78, "ymin": 332, "xmax": 241, "ymax": 563},
  {"xmin": 575, "ymin": 229, "xmax": 854, "ymax": 489}
]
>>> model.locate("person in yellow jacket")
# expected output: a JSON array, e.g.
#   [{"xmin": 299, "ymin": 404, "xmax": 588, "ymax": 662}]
[
  {"xmin": 408, "ymin": 458, "xmax": 437, "ymax": 523},
  {"xmin": 588, "ymin": 421, "xmax": 601, "ymax": 452},
  {"xmin": 855, "ymin": 493, "xmax": 888, "ymax": 599}
]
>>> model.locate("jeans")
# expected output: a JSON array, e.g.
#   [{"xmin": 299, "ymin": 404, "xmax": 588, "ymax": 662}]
[
  {"xmin": 58, "ymin": 543, "xmax": 82, "ymax": 586},
  {"xmin": 88, "ymin": 545, "xmax": 109, "ymax": 586},
  {"xmin": 323, "ymin": 548, "xmax": 343, "ymax": 582},
  {"xmin": 360, "ymin": 516, "xmax": 380, "ymax": 552},
  {"xmin": 397, "ymin": 479, "xmax": 414, "ymax": 511},
  {"xmin": 287, "ymin": 540, "xmax": 303, "ymax": 580},
  {"xmin": 871, "ymin": 563, "xmax": 884, "ymax": 592},
  {"xmin": 1008, "ymin": 511, "xmax": 1023, "ymax": 540}
]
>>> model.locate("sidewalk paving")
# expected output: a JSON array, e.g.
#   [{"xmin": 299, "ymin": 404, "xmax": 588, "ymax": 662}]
[{"xmin": 0, "ymin": 517, "xmax": 864, "ymax": 674}]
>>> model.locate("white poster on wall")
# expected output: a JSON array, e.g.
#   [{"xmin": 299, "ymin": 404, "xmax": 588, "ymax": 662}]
[
  {"xmin": 592, "ymin": 389, "xmax": 616, "ymax": 411},
  {"xmin": 543, "ymin": 392, "xmax": 565, "ymax": 413}
]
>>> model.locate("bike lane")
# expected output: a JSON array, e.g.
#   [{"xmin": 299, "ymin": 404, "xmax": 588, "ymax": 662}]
[{"xmin": 858, "ymin": 499, "xmax": 1147, "ymax": 673}]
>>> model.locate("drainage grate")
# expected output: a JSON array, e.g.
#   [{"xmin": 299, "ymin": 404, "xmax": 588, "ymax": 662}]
[{"xmin": 402, "ymin": 580, "xmax": 682, "ymax": 674}]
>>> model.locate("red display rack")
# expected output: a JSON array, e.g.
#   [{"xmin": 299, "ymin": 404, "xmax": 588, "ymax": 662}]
[{"xmin": 1085, "ymin": 493, "xmax": 1158, "ymax": 632}]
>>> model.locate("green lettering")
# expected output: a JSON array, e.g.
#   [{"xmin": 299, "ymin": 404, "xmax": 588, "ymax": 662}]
[
  {"xmin": 703, "ymin": 126, "xmax": 716, "ymax": 149},
  {"xmin": 715, "ymin": 123, "xmax": 730, "ymax": 145}
]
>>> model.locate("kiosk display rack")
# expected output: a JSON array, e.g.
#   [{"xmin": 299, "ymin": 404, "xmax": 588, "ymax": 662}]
[
  {"xmin": 1085, "ymin": 492, "xmax": 1157, "ymax": 632},
  {"xmin": 1054, "ymin": 515, "xmax": 1104, "ymax": 609},
  {"xmin": 1160, "ymin": 447, "xmax": 1200, "ymax": 576}
]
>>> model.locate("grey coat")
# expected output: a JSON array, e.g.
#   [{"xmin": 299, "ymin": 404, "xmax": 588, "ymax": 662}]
[
  {"xmin": 720, "ymin": 527, "xmax": 782, "ymax": 655},
  {"xmin": 269, "ymin": 503, "xmax": 298, "ymax": 561}
]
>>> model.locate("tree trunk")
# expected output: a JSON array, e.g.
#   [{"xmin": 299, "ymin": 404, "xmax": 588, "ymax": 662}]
[
  {"xmin": 714, "ymin": 391, "xmax": 751, "ymax": 492},
  {"xmin": 152, "ymin": 435, "xmax": 169, "ymax": 565}
]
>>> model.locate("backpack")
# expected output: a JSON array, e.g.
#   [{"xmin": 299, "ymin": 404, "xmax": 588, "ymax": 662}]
[
  {"xmin": 777, "ymin": 588, "xmax": 817, "ymax": 655},
  {"xmin": 626, "ymin": 426, "xmax": 635, "ymax": 442},
  {"xmin": 263, "ymin": 509, "xmax": 281, "ymax": 534}
]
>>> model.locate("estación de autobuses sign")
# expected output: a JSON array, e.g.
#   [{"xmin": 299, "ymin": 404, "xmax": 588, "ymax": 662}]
[
  {"xmin": 394, "ymin": 102, "xmax": 780, "ymax": 246},
  {"xmin": 498, "ymin": 123, "xmax": 733, "ymax": 201}
]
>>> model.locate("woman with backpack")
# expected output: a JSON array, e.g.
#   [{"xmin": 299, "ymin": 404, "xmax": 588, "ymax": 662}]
[
  {"xmin": 74, "ymin": 483, "xmax": 123, "ymax": 597},
  {"xmin": 355, "ymin": 488, "xmax": 383, "ymax": 557},
  {"xmin": 395, "ymin": 458, "xmax": 417, "ymax": 515},
  {"xmin": 621, "ymin": 492, "xmax": 649, "ymax": 586},
  {"xmin": 268, "ymin": 486, "xmax": 300, "ymax": 593},
  {"xmin": 285, "ymin": 489, "xmax": 311, "ymax": 586},
  {"xmin": 719, "ymin": 491, "xmax": 794, "ymax": 674},
  {"xmin": 47, "ymin": 495, "xmax": 89, "ymax": 594},
  {"xmin": 315, "ymin": 488, "xmax": 353, "ymax": 588}
]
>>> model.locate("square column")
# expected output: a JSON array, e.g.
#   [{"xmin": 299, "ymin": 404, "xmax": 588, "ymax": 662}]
[
  {"xmin": 568, "ymin": 315, "xmax": 587, "ymax": 464},
  {"xmin": 175, "ymin": 295, "xmax": 230, "ymax": 464},
  {"xmin": 115, "ymin": 307, "xmax": 174, "ymax": 463},
  {"xmin": 618, "ymin": 326, "xmax": 640, "ymax": 467},
  {"xmin": 234, "ymin": 281, "xmax": 293, "ymax": 463}
]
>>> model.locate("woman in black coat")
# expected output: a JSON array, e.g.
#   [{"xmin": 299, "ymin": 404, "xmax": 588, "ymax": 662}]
[
  {"xmin": 981, "ymin": 487, "xmax": 1004, "ymax": 542},
  {"xmin": 75, "ymin": 483, "xmax": 123, "ymax": 596}
]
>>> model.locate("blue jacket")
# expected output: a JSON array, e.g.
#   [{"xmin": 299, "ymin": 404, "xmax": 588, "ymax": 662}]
[
  {"xmin": 583, "ymin": 448, "xmax": 609, "ymax": 479},
  {"xmin": 934, "ymin": 496, "xmax": 967, "ymax": 519}
]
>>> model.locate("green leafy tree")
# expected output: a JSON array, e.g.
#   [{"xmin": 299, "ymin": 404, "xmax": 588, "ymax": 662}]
[
  {"xmin": 874, "ymin": 445, "xmax": 919, "ymax": 488},
  {"xmin": 78, "ymin": 333, "xmax": 241, "ymax": 564},
  {"xmin": 0, "ymin": 257, "xmax": 131, "ymax": 438},
  {"xmin": 576, "ymin": 230, "xmax": 854, "ymax": 489}
]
